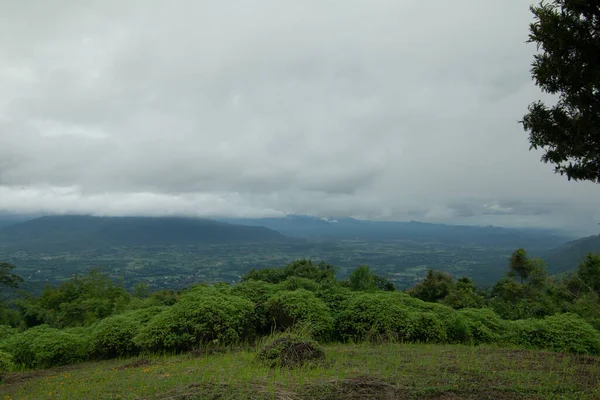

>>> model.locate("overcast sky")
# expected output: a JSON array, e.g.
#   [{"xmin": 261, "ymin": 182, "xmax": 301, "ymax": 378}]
[{"xmin": 0, "ymin": 0, "xmax": 598, "ymax": 235}]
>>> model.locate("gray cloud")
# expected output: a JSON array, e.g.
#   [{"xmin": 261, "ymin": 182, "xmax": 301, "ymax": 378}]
[{"xmin": 1, "ymin": 0, "xmax": 599, "ymax": 236}]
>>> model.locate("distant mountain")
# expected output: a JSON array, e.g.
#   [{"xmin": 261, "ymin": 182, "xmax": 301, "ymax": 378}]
[
  {"xmin": 543, "ymin": 234, "xmax": 600, "ymax": 274},
  {"xmin": 0, "ymin": 214, "xmax": 36, "ymax": 230},
  {"xmin": 219, "ymin": 215, "xmax": 572, "ymax": 250},
  {"xmin": 0, "ymin": 215, "xmax": 287, "ymax": 251}
]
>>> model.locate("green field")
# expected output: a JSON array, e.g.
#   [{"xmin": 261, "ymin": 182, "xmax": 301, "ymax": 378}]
[{"xmin": 2, "ymin": 343, "xmax": 599, "ymax": 399}]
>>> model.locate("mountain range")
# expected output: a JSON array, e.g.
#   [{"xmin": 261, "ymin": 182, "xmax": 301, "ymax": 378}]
[
  {"xmin": 0, "ymin": 215, "xmax": 285, "ymax": 251},
  {"xmin": 0, "ymin": 214, "xmax": 597, "ymax": 274},
  {"xmin": 220, "ymin": 215, "xmax": 571, "ymax": 249}
]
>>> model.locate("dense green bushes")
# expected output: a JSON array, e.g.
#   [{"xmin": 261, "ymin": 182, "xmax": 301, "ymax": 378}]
[
  {"xmin": 89, "ymin": 306, "xmax": 166, "ymax": 359},
  {"xmin": 315, "ymin": 285, "xmax": 357, "ymax": 316},
  {"xmin": 1, "ymin": 256, "xmax": 600, "ymax": 373},
  {"xmin": 509, "ymin": 313, "xmax": 600, "ymax": 355},
  {"xmin": 134, "ymin": 288, "xmax": 255, "ymax": 352},
  {"xmin": 336, "ymin": 293, "xmax": 416, "ymax": 342},
  {"xmin": 458, "ymin": 308, "xmax": 509, "ymax": 344},
  {"xmin": 231, "ymin": 279, "xmax": 282, "ymax": 334},
  {"xmin": 278, "ymin": 276, "xmax": 321, "ymax": 292},
  {"xmin": 0, "ymin": 350, "xmax": 14, "ymax": 377},
  {"xmin": 266, "ymin": 289, "xmax": 334, "ymax": 340},
  {"xmin": 16, "ymin": 269, "xmax": 132, "ymax": 328},
  {"xmin": 0, "ymin": 325, "xmax": 89, "ymax": 369},
  {"xmin": 0, "ymin": 325, "xmax": 16, "ymax": 341}
]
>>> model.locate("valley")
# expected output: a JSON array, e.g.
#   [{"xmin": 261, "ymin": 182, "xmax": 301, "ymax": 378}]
[
  {"xmin": 1, "ymin": 239, "xmax": 516, "ymax": 293},
  {"xmin": 0, "ymin": 215, "xmax": 589, "ymax": 296}
]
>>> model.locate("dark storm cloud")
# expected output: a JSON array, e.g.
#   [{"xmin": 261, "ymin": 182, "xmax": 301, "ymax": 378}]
[{"xmin": 0, "ymin": 0, "xmax": 599, "ymax": 235}]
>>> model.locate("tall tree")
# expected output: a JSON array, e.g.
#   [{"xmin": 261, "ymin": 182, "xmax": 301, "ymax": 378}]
[
  {"xmin": 521, "ymin": 0, "xmax": 600, "ymax": 183},
  {"xmin": 577, "ymin": 253, "xmax": 600, "ymax": 295},
  {"xmin": 0, "ymin": 262, "xmax": 23, "ymax": 288},
  {"xmin": 408, "ymin": 270, "xmax": 454, "ymax": 303},
  {"xmin": 508, "ymin": 248, "xmax": 535, "ymax": 283}
]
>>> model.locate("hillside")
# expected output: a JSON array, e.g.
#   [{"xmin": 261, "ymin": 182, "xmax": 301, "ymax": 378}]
[
  {"xmin": 221, "ymin": 215, "xmax": 572, "ymax": 249},
  {"xmin": 544, "ymin": 234, "xmax": 600, "ymax": 274},
  {"xmin": 0, "ymin": 215, "xmax": 287, "ymax": 251}
]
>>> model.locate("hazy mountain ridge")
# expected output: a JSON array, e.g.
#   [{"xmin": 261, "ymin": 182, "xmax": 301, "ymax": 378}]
[
  {"xmin": 220, "ymin": 215, "xmax": 572, "ymax": 249},
  {"xmin": 0, "ymin": 215, "xmax": 287, "ymax": 251},
  {"xmin": 0, "ymin": 214, "xmax": 592, "ymax": 283},
  {"xmin": 543, "ymin": 234, "xmax": 600, "ymax": 274}
]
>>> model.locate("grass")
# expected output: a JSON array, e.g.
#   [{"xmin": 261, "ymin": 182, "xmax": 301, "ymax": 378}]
[{"xmin": 1, "ymin": 343, "xmax": 599, "ymax": 399}]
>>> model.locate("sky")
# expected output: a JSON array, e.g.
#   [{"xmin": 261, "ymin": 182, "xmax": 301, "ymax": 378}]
[{"xmin": 0, "ymin": 0, "xmax": 599, "ymax": 236}]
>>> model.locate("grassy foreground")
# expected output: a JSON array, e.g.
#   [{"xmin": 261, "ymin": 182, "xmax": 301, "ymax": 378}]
[{"xmin": 1, "ymin": 343, "xmax": 599, "ymax": 400}]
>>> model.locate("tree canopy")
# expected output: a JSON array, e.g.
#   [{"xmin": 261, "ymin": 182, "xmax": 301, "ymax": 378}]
[
  {"xmin": 0, "ymin": 263, "xmax": 23, "ymax": 289},
  {"xmin": 521, "ymin": 0, "xmax": 600, "ymax": 183}
]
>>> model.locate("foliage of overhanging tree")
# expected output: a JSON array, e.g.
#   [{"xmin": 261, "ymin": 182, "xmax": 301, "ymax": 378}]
[{"xmin": 521, "ymin": 0, "xmax": 600, "ymax": 183}]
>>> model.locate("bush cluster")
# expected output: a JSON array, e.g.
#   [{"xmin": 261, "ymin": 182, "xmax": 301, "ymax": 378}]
[
  {"xmin": 0, "ymin": 350, "xmax": 14, "ymax": 379},
  {"xmin": 2, "ymin": 262, "xmax": 600, "ymax": 373},
  {"xmin": 266, "ymin": 289, "xmax": 333, "ymax": 340},
  {"xmin": 89, "ymin": 306, "xmax": 166, "ymax": 359},
  {"xmin": 0, "ymin": 325, "xmax": 16, "ymax": 341},
  {"xmin": 509, "ymin": 313, "xmax": 600, "ymax": 355},
  {"xmin": 0, "ymin": 325, "xmax": 89, "ymax": 369},
  {"xmin": 133, "ymin": 287, "xmax": 255, "ymax": 352}
]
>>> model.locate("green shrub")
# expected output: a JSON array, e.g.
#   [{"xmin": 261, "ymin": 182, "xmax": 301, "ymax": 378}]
[
  {"xmin": 394, "ymin": 291, "xmax": 431, "ymax": 309},
  {"xmin": 0, "ymin": 350, "xmax": 14, "ymax": 378},
  {"xmin": 418, "ymin": 303, "xmax": 469, "ymax": 343},
  {"xmin": 0, "ymin": 324, "xmax": 17, "ymax": 341},
  {"xmin": 348, "ymin": 265, "xmax": 379, "ymax": 291},
  {"xmin": 278, "ymin": 277, "xmax": 321, "ymax": 292},
  {"xmin": 459, "ymin": 308, "xmax": 508, "ymax": 344},
  {"xmin": 316, "ymin": 285, "xmax": 357, "ymax": 316},
  {"xmin": 509, "ymin": 313, "xmax": 600, "ymax": 355},
  {"xmin": 90, "ymin": 306, "xmax": 166, "ymax": 359},
  {"xmin": 257, "ymin": 334, "xmax": 325, "ymax": 368},
  {"xmin": 0, "ymin": 304, "xmax": 21, "ymax": 327},
  {"xmin": 231, "ymin": 279, "xmax": 280, "ymax": 304},
  {"xmin": 0, "ymin": 325, "xmax": 89, "ymax": 369},
  {"xmin": 335, "ymin": 292, "xmax": 415, "ymax": 342},
  {"xmin": 231, "ymin": 280, "xmax": 281, "ymax": 334},
  {"xmin": 266, "ymin": 289, "xmax": 334, "ymax": 340},
  {"xmin": 16, "ymin": 269, "xmax": 132, "ymax": 328},
  {"xmin": 408, "ymin": 270, "xmax": 454, "ymax": 302},
  {"xmin": 134, "ymin": 288, "xmax": 255, "ymax": 352},
  {"xmin": 212, "ymin": 282, "xmax": 233, "ymax": 295},
  {"xmin": 412, "ymin": 312, "xmax": 448, "ymax": 343}
]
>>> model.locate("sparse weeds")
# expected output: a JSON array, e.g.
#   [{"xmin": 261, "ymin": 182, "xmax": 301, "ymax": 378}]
[{"xmin": 257, "ymin": 333, "xmax": 325, "ymax": 368}]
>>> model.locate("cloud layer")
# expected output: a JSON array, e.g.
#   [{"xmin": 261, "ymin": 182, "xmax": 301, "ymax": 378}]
[{"xmin": 1, "ymin": 0, "xmax": 599, "ymax": 235}]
